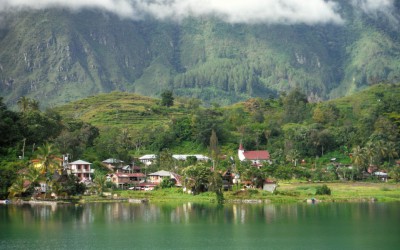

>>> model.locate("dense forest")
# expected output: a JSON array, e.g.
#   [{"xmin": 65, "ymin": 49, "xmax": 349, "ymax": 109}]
[{"xmin": 1, "ymin": 84, "xmax": 400, "ymax": 199}]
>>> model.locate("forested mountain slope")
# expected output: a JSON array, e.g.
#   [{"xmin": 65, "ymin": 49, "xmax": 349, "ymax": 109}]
[{"xmin": 0, "ymin": 1, "xmax": 399, "ymax": 107}]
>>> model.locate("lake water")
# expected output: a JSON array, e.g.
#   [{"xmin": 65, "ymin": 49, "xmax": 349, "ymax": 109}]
[{"xmin": 1, "ymin": 202, "xmax": 399, "ymax": 250}]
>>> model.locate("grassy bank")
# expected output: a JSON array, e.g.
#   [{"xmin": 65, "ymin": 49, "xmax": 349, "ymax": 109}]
[{"xmin": 107, "ymin": 182, "xmax": 400, "ymax": 204}]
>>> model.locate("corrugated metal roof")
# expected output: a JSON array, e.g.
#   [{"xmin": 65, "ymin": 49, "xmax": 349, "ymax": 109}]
[
  {"xmin": 69, "ymin": 160, "xmax": 91, "ymax": 165},
  {"xmin": 243, "ymin": 150, "xmax": 270, "ymax": 160}
]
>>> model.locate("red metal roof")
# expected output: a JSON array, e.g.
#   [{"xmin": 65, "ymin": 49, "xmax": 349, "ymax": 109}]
[{"xmin": 243, "ymin": 150, "xmax": 270, "ymax": 160}]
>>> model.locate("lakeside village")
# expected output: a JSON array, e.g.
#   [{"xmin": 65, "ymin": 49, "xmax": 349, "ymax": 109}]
[
  {"xmin": 4, "ymin": 144, "xmax": 275, "ymax": 201},
  {"xmin": 3, "ymin": 143, "xmax": 397, "ymax": 204}
]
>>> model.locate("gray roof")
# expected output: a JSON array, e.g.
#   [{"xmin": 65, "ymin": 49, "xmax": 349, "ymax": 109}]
[
  {"xmin": 122, "ymin": 165, "xmax": 132, "ymax": 170},
  {"xmin": 172, "ymin": 154, "xmax": 210, "ymax": 161},
  {"xmin": 69, "ymin": 160, "xmax": 91, "ymax": 165},
  {"xmin": 102, "ymin": 158, "xmax": 123, "ymax": 164},
  {"xmin": 139, "ymin": 154, "xmax": 157, "ymax": 160},
  {"xmin": 148, "ymin": 170, "xmax": 174, "ymax": 177}
]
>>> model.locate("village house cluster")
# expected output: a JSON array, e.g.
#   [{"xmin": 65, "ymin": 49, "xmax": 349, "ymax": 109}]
[{"xmin": 30, "ymin": 145, "xmax": 272, "ymax": 193}]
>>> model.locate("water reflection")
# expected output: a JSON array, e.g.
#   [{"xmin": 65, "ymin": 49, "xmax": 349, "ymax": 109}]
[
  {"xmin": 1, "ymin": 202, "xmax": 399, "ymax": 250},
  {"xmin": 2, "ymin": 201, "xmax": 398, "ymax": 226}
]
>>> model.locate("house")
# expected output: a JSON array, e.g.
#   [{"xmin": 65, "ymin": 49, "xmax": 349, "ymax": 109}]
[
  {"xmin": 148, "ymin": 170, "xmax": 182, "ymax": 187},
  {"xmin": 68, "ymin": 160, "xmax": 94, "ymax": 182},
  {"xmin": 172, "ymin": 154, "xmax": 210, "ymax": 162},
  {"xmin": 139, "ymin": 154, "xmax": 157, "ymax": 166},
  {"xmin": 109, "ymin": 173, "xmax": 146, "ymax": 189},
  {"xmin": 102, "ymin": 158, "xmax": 124, "ymax": 171},
  {"xmin": 139, "ymin": 154, "xmax": 210, "ymax": 166},
  {"xmin": 238, "ymin": 144, "xmax": 270, "ymax": 166},
  {"xmin": 263, "ymin": 179, "xmax": 277, "ymax": 193},
  {"xmin": 119, "ymin": 164, "xmax": 141, "ymax": 173},
  {"xmin": 221, "ymin": 169, "xmax": 234, "ymax": 191}
]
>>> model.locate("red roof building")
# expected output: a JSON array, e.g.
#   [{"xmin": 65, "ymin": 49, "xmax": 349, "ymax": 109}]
[{"xmin": 238, "ymin": 144, "xmax": 270, "ymax": 166}]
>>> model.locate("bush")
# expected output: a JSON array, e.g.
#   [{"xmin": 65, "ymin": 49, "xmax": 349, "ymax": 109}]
[{"xmin": 315, "ymin": 184, "xmax": 331, "ymax": 195}]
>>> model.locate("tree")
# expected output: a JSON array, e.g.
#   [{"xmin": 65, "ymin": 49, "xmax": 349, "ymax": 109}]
[
  {"xmin": 161, "ymin": 90, "xmax": 174, "ymax": 107},
  {"xmin": 36, "ymin": 142, "xmax": 60, "ymax": 195},
  {"xmin": 386, "ymin": 142, "xmax": 398, "ymax": 166},
  {"xmin": 282, "ymin": 88, "xmax": 309, "ymax": 123},
  {"xmin": 364, "ymin": 142, "xmax": 377, "ymax": 168},
  {"xmin": 93, "ymin": 172, "xmax": 107, "ymax": 195},
  {"xmin": 8, "ymin": 177, "xmax": 26, "ymax": 198},
  {"xmin": 286, "ymin": 149, "xmax": 300, "ymax": 166},
  {"xmin": 208, "ymin": 171, "xmax": 224, "ymax": 204},
  {"xmin": 17, "ymin": 96, "xmax": 30, "ymax": 113},
  {"xmin": 159, "ymin": 148, "xmax": 176, "ymax": 171},
  {"xmin": 17, "ymin": 96, "xmax": 40, "ymax": 113},
  {"xmin": 183, "ymin": 164, "xmax": 211, "ymax": 194},
  {"xmin": 0, "ymin": 98, "xmax": 21, "ymax": 153},
  {"xmin": 60, "ymin": 174, "xmax": 86, "ymax": 195},
  {"xmin": 209, "ymin": 129, "xmax": 219, "ymax": 170},
  {"xmin": 351, "ymin": 146, "xmax": 367, "ymax": 179},
  {"xmin": 160, "ymin": 178, "xmax": 175, "ymax": 189}
]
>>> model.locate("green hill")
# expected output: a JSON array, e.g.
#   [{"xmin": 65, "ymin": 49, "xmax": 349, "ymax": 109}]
[{"xmin": 54, "ymin": 84, "xmax": 400, "ymax": 157}]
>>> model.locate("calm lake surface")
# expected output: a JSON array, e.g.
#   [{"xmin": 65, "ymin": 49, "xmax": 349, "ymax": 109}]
[{"xmin": 1, "ymin": 202, "xmax": 399, "ymax": 250}]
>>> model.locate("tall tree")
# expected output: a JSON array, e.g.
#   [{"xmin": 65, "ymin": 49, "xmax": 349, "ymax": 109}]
[
  {"xmin": 351, "ymin": 146, "xmax": 367, "ymax": 178},
  {"xmin": 282, "ymin": 88, "xmax": 309, "ymax": 123},
  {"xmin": 36, "ymin": 142, "xmax": 60, "ymax": 195},
  {"xmin": 8, "ymin": 177, "xmax": 26, "ymax": 198},
  {"xmin": 160, "ymin": 90, "xmax": 174, "ymax": 107},
  {"xmin": 17, "ymin": 96, "xmax": 30, "ymax": 113},
  {"xmin": 209, "ymin": 129, "xmax": 219, "ymax": 170}
]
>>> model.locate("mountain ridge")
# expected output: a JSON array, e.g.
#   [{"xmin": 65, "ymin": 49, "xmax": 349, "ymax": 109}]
[{"xmin": 0, "ymin": 1, "xmax": 399, "ymax": 107}]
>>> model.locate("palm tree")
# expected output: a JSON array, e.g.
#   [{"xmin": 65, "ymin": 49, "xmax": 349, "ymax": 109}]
[
  {"xmin": 286, "ymin": 149, "xmax": 300, "ymax": 166},
  {"xmin": 374, "ymin": 140, "xmax": 388, "ymax": 165},
  {"xmin": 29, "ymin": 99, "xmax": 40, "ymax": 111},
  {"xmin": 36, "ymin": 142, "xmax": 60, "ymax": 196},
  {"xmin": 25, "ymin": 166, "xmax": 42, "ymax": 196},
  {"xmin": 8, "ymin": 177, "xmax": 26, "ymax": 198},
  {"xmin": 364, "ymin": 142, "xmax": 377, "ymax": 170},
  {"xmin": 386, "ymin": 142, "xmax": 399, "ymax": 166},
  {"xmin": 94, "ymin": 173, "xmax": 106, "ymax": 195},
  {"xmin": 351, "ymin": 146, "xmax": 367, "ymax": 179},
  {"xmin": 17, "ymin": 96, "xmax": 30, "ymax": 113}
]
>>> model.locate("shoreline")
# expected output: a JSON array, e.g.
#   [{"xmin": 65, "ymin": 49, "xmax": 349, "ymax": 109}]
[{"xmin": 5, "ymin": 182, "xmax": 400, "ymax": 205}]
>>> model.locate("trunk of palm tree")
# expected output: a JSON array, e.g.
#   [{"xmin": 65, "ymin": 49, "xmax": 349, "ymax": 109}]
[{"xmin": 36, "ymin": 142, "xmax": 60, "ymax": 199}]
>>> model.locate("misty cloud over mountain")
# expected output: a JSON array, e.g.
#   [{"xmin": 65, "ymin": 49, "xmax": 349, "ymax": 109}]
[{"xmin": 0, "ymin": 0, "xmax": 395, "ymax": 25}]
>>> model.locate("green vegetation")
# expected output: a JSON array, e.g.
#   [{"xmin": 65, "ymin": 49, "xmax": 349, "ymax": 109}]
[
  {"xmin": 1, "ymin": 2, "xmax": 400, "ymax": 107},
  {"xmin": 109, "ymin": 182, "xmax": 400, "ymax": 204},
  {"xmin": 315, "ymin": 184, "xmax": 332, "ymax": 195},
  {"xmin": 1, "ymin": 84, "xmax": 400, "ymax": 202}
]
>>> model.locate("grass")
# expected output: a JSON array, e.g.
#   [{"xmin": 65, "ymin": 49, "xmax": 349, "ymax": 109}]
[
  {"xmin": 54, "ymin": 91, "xmax": 187, "ymax": 131},
  {"xmin": 277, "ymin": 182, "xmax": 400, "ymax": 203},
  {"xmin": 98, "ymin": 182, "xmax": 400, "ymax": 204}
]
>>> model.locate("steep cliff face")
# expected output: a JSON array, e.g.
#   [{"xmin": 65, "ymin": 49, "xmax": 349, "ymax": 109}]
[{"xmin": 0, "ymin": 2, "xmax": 399, "ymax": 107}]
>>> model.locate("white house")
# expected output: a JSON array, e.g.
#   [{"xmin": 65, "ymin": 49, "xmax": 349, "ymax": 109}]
[
  {"xmin": 172, "ymin": 154, "xmax": 210, "ymax": 161},
  {"xmin": 139, "ymin": 154, "xmax": 210, "ymax": 166},
  {"xmin": 68, "ymin": 160, "xmax": 94, "ymax": 182},
  {"xmin": 139, "ymin": 154, "xmax": 157, "ymax": 166}
]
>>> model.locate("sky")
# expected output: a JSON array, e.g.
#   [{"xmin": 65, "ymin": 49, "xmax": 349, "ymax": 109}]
[{"xmin": 0, "ymin": 0, "xmax": 395, "ymax": 25}]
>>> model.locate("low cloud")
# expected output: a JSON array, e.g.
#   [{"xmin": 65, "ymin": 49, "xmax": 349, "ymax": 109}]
[
  {"xmin": 351, "ymin": 0, "xmax": 394, "ymax": 13},
  {"xmin": 0, "ymin": 0, "xmax": 137, "ymax": 18},
  {"xmin": 0, "ymin": 0, "xmax": 345, "ymax": 25}
]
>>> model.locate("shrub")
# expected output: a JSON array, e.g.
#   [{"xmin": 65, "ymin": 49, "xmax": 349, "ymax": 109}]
[{"xmin": 315, "ymin": 184, "xmax": 331, "ymax": 195}]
